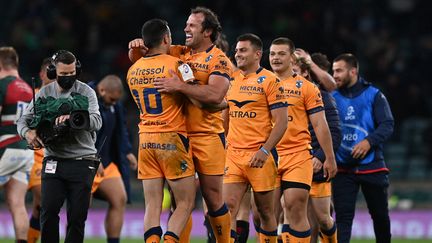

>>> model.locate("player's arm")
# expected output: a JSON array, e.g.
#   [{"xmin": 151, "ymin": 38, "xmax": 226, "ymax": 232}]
[
  {"xmin": 250, "ymin": 106, "xmax": 287, "ymax": 168},
  {"xmin": 295, "ymin": 48, "xmax": 336, "ymax": 92},
  {"xmin": 154, "ymin": 70, "xmax": 229, "ymax": 105},
  {"xmin": 309, "ymin": 110, "xmax": 337, "ymax": 179},
  {"xmin": 309, "ymin": 63, "xmax": 336, "ymax": 92},
  {"xmin": 128, "ymin": 39, "xmax": 184, "ymax": 63},
  {"xmin": 16, "ymin": 99, "xmax": 44, "ymax": 148},
  {"xmin": 312, "ymin": 92, "xmax": 341, "ymax": 162},
  {"xmin": 222, "ymin": 106, "xmax": 230, "ymax": 136},
  {"xmin": 128, "ymin": 38, "xmax": 148, "ymax": 63},
  {"xmin": 179, "ymin": 74, "xmax": 229, "ymax": 104}
]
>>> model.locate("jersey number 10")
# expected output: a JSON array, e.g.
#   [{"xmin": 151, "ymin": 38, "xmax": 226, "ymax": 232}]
[{"xmin": 132, "ymin": 88, "xmax": 162, "ymax": 114}]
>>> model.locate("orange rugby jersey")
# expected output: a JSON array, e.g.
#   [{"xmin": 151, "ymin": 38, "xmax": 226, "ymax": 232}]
[
  {"xmin": 170, "ymin": 45, "xmax": 233, "ymax": 134},
  {"xmin": 226, "ymin": 67, "xmax": 286, "ymax": 150},
  {"xmin": 276, "ymin": 74, "xmax": 324, "ymax": 155},
  {"xmin": 127, "ymin": 54, "xmax": 187, "ymax": 133}
]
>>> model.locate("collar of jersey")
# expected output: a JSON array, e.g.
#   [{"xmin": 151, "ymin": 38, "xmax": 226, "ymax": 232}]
[
  {"xmin": 188, "ymin": 44, "xmax": 215, "ymax": 56},
  {"xmin": 145, "ymin": 53, "xmax": 163, "ymax": 58}
]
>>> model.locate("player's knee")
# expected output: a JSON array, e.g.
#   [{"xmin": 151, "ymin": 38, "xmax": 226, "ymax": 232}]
[
  {"xmin": 224, "ymin": 195, "xmax": 238, "ymax": 213},
  {"xmin": 316, "ymin": 213, "xmax": 333, "ymax": 228},
  {"xmin": 176, "ymin": 198, "xmax": 195, "ymax": 213},
  {"xmin": 6, "ymin": 196, "xmax": 24, "ymax": 211},
  {"xmin": 256, "ymin": 204, "xmax": 274, "ymax": 221},
  {"xmin": 110, "ymin": 192, "xmax": 127, "ymax": 209}
]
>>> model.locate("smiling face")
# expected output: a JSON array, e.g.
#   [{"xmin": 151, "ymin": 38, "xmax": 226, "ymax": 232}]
[
  {"xmin": 234, "ymin": 40, "xmax": 261, "ymax": 72},
  {"xmin": 269, "ymin": 44, "xmax": 293, "ymax": 74},
  {"xmin": 184, "ymin": 13, "xmax": 208, "ymax": 49}
]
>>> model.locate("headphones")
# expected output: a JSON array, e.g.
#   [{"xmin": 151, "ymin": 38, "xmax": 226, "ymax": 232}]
[{"xmin": 46, "ymin": 50, "xmax": 82, "ymax": 80}]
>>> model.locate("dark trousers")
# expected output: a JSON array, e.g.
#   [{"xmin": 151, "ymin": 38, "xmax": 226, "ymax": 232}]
[
  {"xmin": 40, "ymin": 157, "xmax": 98, "ymax": 243},
  {"xmin": 332, "ymin": 172, "xmax": 391, "ymax": 243}
]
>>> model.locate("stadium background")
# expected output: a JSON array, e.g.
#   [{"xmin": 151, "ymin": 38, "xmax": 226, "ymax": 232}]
[{"xmin": 1, "ymin": 0, "xmax": 431, "ymax": 241}]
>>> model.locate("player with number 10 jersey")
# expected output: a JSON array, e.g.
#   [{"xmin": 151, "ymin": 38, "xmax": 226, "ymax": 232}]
[{"xmin": 127, "ymin": 54, "xmax": 195, "ymax": 180}]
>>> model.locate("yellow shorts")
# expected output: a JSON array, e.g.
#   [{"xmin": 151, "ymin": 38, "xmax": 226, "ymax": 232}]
[
  {"xmin": 28, "ymin": 149, "xmax": 44, "ymax": 189},
  {"xmin": 189, "ymin": 133, "xmax": 226, "ymax": 175},
  {"xmin": 138, "ymin": 132, "xmax": 195, "ymax": 180},
  {"xmin": 309, "ymin": 181, "xmax": 332, "ymax": 198},
  {"xmin": 91, "ymin": 162, "xmax": 122, "ymax": 193},
  {"xmin": 224, "ymin": 148, "xmax": 278, "ymax": 192},
  {"xmin": 278, "ymin": 149, "xmax": 313, "ymax": 187}
]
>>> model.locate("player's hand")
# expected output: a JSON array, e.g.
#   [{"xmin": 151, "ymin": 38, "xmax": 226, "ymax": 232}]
[
  {"xmin": 323, "ymin": 157, "xmax": 337, "ymax": 181},
  {"xmin": 127, "ymin": 152, "xmax": 138, "ymax": 170},
  {"xmin": 312, "ymin": 157, "xmax": 323, "ymax": 173},
  {"xmin": 294, "ymin": 48, "xmax": 312, "ymax": 64},
  {"xmin": 55, "ymin": 114, "xmax": 70, "ymax": 125},
  {"xmin": 128, "ymin": 38, "xmax": 148, "ymax": 62},
  {"xmin": 351, "ymin": 139, "xmax": 371, "ymax": 159},
  {"xmin": 97, "ymin": 162, "xmax": 104, "ymax": 177},
  {"xmin": 154, "ymin": 70, "xmax": 186, "ymax": 93},
  {"xmin": 25, "ymin": 129, "xmax": 44, "ymax": 149},
  {"xmin": 249, "ymin": 149, "xmax": 268, "ymax": 168}
]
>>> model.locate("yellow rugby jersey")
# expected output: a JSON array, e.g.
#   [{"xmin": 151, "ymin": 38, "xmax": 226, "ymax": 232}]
[
  {"xmin": 126, "ymin": 54, "xmax": 187, "ymax": 133},
  {"xmin": 170, "ymin": 45, "xmax": 233, "ymax": 134},
  {"xmin": 276, "ymin": 74, "xmax": 324, "ymax": 155},
  {"xmin": 226, "ymin": 67, "xmax": 286, "ymax": 150}
]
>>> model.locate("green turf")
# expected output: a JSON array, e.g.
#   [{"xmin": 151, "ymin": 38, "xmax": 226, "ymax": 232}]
[{"xmin": 1, "ymin": 238, "xmax": 432, "ymax": 243}]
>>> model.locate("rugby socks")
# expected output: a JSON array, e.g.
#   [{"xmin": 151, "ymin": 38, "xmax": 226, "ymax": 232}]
[
  {"xmin": 163, "ymin": 231, "xmax": 180, "ymax": 243},
  {"xmin": 259, "ymin": 228, "xmax": 278, "ymax": 243},
  {"xmin": 320, "ymin": 221, "xmax": 337, "ymax": 243},
  {"xmin": 281, "ymin": 224, "xmax": 290, "ymax": 243},
  {"xmin": 282, "ymin": 224, "xmax": 311, "ymax": 243},
  {"xmin": 179, "ymin": 215, "xmax": 193, "ymax": 242},
  {"xmin": 27, "ymin": 215, "xmax": 40, "ymax": 243},
  {"xmin": 107, "ymin": 238, "xmax": 120, "ymax": 243},
  {"xmin": 208, "ymin": 203, "xmax": 231, "ymax": 243},
  {"xmin": 254, "ymin": 223, "xmax": 261, "ymax": 241},
  {"xmin": 144, "ymin": 226, "xmax": 162, "ymax": 243},
  {"xmin": 236, "ymin": 220, "xmax": 250, "ymax": 243},
  {"xmin": 230, "ymin": 229, "xmax": 237, "ymax": 243},
  {"xmin": 204, "ymin": 214, "xmax": 216, "ymax": 243}
]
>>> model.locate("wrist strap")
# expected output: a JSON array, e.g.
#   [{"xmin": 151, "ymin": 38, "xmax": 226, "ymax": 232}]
[{"xmin": 260, "ymin": 147, "xmax": 269, "ymax": 156}]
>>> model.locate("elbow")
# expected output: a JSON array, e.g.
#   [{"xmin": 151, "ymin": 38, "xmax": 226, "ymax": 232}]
[
  {"xmin": 327, "ymin": 82, "xmax": 337, "ymax": 92},
  {"xmin": 207, "ymin": 94, "xmax": 225, "ymax": 104},
  {"xmin": 279, "ymin": 116, "xmax": 288, "ymax": 132}
]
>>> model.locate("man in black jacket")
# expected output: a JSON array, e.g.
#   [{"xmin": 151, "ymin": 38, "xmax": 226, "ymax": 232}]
[{"xmin": 332, "ymin": 53, "xmax": 394, "ymax": 243}]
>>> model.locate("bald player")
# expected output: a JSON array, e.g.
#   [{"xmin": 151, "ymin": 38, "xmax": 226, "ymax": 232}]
[{"xmin": 90, "ymin": 74, "xmax": 138, "ymax": 243}]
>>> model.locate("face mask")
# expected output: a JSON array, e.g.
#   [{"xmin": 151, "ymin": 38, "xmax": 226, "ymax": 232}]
[{"xmin": 57, "ymin": 75, "xmax": 76, "ymax": 90}]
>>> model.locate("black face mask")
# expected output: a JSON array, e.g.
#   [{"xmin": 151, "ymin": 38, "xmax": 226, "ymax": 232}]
[{"xmin": 57, "ymin": 75, "xmax": 76, "ymax": 90}]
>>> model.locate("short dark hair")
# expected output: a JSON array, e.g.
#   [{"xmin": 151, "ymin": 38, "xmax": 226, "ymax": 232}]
[
  {"xmin": 54, "ymin": 50, "xmax": 76, "ymax": 65},
  {"xmin": 141, "ymin": 19, "xmax": 170, "ymax": 49},
  {"xmin": 271, "ymin": 37, "xmax": 295, "ymax": 54},
  {"xmin": 191, "ymin": 7, "xmax": 222, "ymax": 42},
  {"xmin": 0, "ymin": 46, "xmax": 19, "ymax": 69},
  {"xmin": 311, "ymin": 52, "xmax": 331, "ymax": 72},
  {"xmin": 237, "ymin": 33, "xmax": 262, "ymax": 51},
  {"xmin": 334, "ymin": 53, "xmax": 359, "ymax": 70}
]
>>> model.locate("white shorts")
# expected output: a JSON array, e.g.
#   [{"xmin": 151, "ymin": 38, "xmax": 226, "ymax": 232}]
[{"xmin": 0, "ymin": 148, "xmax": 34, "ymax": 186}]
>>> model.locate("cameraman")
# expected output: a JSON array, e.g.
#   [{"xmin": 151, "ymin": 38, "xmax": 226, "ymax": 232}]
[{"xmin": 17, "ymin": 50, "xmax": 102, "ymax": 243}]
